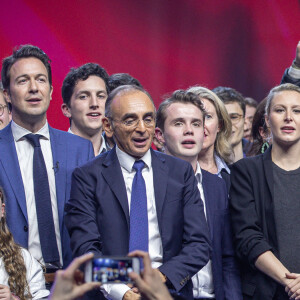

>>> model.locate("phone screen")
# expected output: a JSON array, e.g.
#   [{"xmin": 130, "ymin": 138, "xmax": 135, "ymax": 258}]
[{"xmin": 92, "ymin": 258, "xmax": 134, "ymax": 283}]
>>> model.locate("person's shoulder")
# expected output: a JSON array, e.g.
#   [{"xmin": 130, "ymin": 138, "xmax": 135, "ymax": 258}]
[
  {"xmin": 74, "ymin": 149, "xmax": 111, "ymax": 171},
  {"xmin": 152, "ymin": 150, "xmax": 191, "ymax": 167},
  {"xmin": 49, "ymin": 127, "xmax": 91, "ymax": 145}
]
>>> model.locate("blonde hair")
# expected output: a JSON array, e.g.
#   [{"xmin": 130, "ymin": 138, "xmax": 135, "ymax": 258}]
[
  {"xmin": 265, "ymin": 83, "xmax": 300, "ymax": 116},
  {"xmin": 187, "ymin": 86, "xmax": 233, "ymax": 164},
  {"xmin": 0, "ymin": 188, "xmax": 32, "ymax": 300}
]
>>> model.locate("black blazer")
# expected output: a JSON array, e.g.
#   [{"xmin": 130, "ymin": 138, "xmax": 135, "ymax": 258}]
[{"xmin": 229, "ymin": 147, "xmax": 281, "ymax": 299}]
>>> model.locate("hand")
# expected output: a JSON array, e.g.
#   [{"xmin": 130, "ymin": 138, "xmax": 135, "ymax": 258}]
[
  {"xmin": 285, "ymin": 273, "xmax": 300, "ymax": 299},
  {"xmin": 294, "ymin": 41, "xmax": 300, "ymax": 68},
  {"xmin": 0, "ymin": 285, "xmax": 15, "ymax": 300},
  {"xmin": 122, "ymin": 290, "xmax": 141, "ymax": 300},
  {"xmin": 49, "ymin": 253, "xmax": 101, "ymax": 300},
  {"xmin": 128, "ymin": 250, "xmax": 173, "ymax": 300}
]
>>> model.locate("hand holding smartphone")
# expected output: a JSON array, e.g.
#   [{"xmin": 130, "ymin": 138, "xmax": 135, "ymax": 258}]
[{"xmin": 85, "ymin": 256, "xmax": 140, "ymax": 284}]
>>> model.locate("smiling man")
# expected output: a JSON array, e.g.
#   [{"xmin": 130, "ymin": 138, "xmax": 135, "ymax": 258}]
[
  {"xmin": 61, "ymin": 63, "xmax": 110, "ymax": 156},
  {"xmin": 155, "ymin": 90, "xmax": 242, "ymax": 300},
  {"xmin": 65, "ymin": 85, "xmax": 211, "ymax": 300},
  {"xmin": 0, "ymin": 45, "xmax": 94, "ymax": 287}
]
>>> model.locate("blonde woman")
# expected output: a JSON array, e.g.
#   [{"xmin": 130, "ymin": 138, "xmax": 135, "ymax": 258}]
[
  {"xmin": 187, "ymin": 86, "xmax": 233, "ymax": 189},
  {"xmin": 230, "ymin": 83, "xmax": 300, "ymax": 299}
]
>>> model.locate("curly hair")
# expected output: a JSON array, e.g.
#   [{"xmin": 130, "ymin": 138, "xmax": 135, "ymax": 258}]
[
  {"xmin": 187, "ymin": 86, "xmax": 233, "ymax": 164},
  {"xmin": 0, "ymin": 188, "xmax": 31, "ymax": 300}
]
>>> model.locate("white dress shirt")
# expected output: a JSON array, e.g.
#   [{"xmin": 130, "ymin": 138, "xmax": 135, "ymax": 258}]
[
  {"xmin": 12, "ymin": 120, "xmax": 63, "ymax": 266},
  {"xmin": 192, "ymin": 163, "xmax": 215, "ymax": 299},
  {"xmin": 102, "ymin": 145, "xmax": 163, "ymax": 300},
  {"xmin": 0, "ymin": 248, "xmax": 49, "ymax": 299},
  {"xmin": 68, "ymin": 128, "xmax": 107, "ymax": 155}
]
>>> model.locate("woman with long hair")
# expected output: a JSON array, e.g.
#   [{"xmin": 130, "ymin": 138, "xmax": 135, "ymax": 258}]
[
  {"xmin": 247, "ymin": 98, "xmax": 272, "ymax": 157},
  {"xmin": 230, "ymin": 83, "xmax": 300, "ymax": 299},
  {"xmin": 187, "ymin": 86, "xmax": 233, "ymax": 189},
  {"xmin": 0, "ymin": 187, "xmax": 49, "ymax": 300}
]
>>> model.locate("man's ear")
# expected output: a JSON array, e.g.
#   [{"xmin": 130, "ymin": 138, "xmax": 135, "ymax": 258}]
[
  {"xmin": 61, "ymin": 103, "xmax": 72, "ymax": 118},
  {"xmin": 3, "ymin": 89, "xmax": 11, "ymax": 104},
  {"xmin": 155, "ymin": 127, "xmax": 165, "ymax": 144},
  {"xmin": 103, "ymin": 117, "xmax": 114, "ymax": 138}
]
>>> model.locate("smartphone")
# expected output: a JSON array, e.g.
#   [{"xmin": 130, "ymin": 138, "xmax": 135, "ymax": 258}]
[{"xmin": 85, "ymin": 256, "xmax": 140, "ymax": 283}]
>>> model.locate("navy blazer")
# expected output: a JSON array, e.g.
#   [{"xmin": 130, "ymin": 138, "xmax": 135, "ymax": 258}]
[
  {"xmin": 0, "ymin": 123, "xmax": 94, "ymax": 267},
  {"xmin": 65, "ymin": 147, "xmax": 211, "ymax": 300},
  {"xmin": 201, "ymin": 169, "xmax": 242, "ymax": 300}
]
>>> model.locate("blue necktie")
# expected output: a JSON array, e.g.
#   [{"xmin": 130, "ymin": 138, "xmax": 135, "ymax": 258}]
[
  {"xmin": 129, "ymin": 160, "xmax": 149, "ymax": 252},
  {"xmin": 25, "ymin": 134, "xmax": 60, "ymax": 264}
]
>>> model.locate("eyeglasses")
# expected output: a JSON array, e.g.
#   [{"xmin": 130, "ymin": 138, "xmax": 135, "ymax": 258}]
[
  {"xmin": 110, "ymin": 117, "xmax": 155, "ymax": 129},
  {"xmin": 229, "ymin": 113, "xmax": 244, "ymax": 125},
  {"xmin": 0, "ymin": 104, "xmax": 8, "ymax": 117}
]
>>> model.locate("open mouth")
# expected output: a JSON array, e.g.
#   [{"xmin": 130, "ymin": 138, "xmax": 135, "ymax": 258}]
[
  {"xmin": 281, "ymin": 126, "xmax": 295, "ymax": 133},
  {"xmin": 133, "ymin": 137, "xmax": 148, "ymax": 147},
  {"xmin": 182, "ymin": 140, "xmax": 196, "ymax": 148},
  {"xmin": 86, "ymin": 113, "xmax": 101, "ymax": 118}
]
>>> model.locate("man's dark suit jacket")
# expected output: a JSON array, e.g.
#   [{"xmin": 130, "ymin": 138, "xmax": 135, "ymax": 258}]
[
  {"xmin": 229, "ymin": 147, "xmax": 283, "ymax": 299},
  {"xmin": 65, "ymin": 147, "xmax": 211, "ymax": 299},
  {"xmin": 202, "ymin": 169, "xmax": 242, "ymax": 300},
  {"xmin": 0, "ymin": 123, "xmax": 94, "ymax": 267},
  {"xmin": 281, "ymin": 68, "xmax": 300, "ymax": 87}
]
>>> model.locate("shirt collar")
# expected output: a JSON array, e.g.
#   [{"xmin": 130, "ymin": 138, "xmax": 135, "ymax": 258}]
[
  {"xmin": 214, "ymin": 153, "xmax": 230, "ymax": 175},
  {"xmin": 195, "ymin": 162, "xmax": 202, "ymax": 184},
  {"xmin": 68, "ymin": 128, "xmax": 107, "ymax": 155},
  {"xmin": 11, "ymin": 120, "xmax": 50, "ymax": 142},
  {"xmin": 116, "ymin": 145, "xmax": 152, "ymax": 173}
]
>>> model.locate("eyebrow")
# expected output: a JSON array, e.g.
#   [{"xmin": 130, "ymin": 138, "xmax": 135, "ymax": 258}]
[{"xmin": 122, "ymin": 112, "xmax": 154, "ymax": 120}]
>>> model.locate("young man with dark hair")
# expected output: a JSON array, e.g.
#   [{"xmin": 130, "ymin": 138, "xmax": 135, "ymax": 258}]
[
  {"xmin": 0, "ymin": 45, "xmax": 94, "ymax": 287},
  {"xmin": 213, "ymin": 86, "xmax": 249, "ymax": 162},
  {"xmin": 61, "ymin": 63, "xmax": 110, "ymax": 156},
  {"xmin": 155, "ymin": 89, "xmax": 242, "ymax": 300}
]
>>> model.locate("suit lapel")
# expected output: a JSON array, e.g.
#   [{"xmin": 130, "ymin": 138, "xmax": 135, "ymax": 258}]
[
  {"xmin": 102, "ymin": 147, "xmax": 130, "ymax": 229},
  {"xmin": 263, "ymin": 147, "xmax": 274, "ymax": 200},
  {"xmin": 0, "ymin": 124, "xmax": 28, "ymax": 221},
  {"xmin": 151, "ymin": 150, "xmax": 167, "ymax": 232},
  {"xmin": 49, "ymin": 127, "xmax": 67, "ymax": 233},
  {"xmin": 201, "ymin": 171, "xmax": 213, "ymax": 239}
]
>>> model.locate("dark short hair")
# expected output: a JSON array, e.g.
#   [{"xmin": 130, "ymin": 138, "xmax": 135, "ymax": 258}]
[
  {"xmin": 108, "ymin": 73, "xmax": 142, "ymax": 91},
  {"xmin": 244, "ymin": 97, "xmax": 258, "ymax": 108},
  {"xmin": 62, "ymin": 63, "xmax": 109, "ymax": 107},
  {"xmin": 156, "ymin": 90, "xmax": 205, "ymax": 131},
  {"xmin": 213, "ymin": 86, "xmax": 245, "ymax": 116},
  {"xmin": 1, "ymin": 44, "xmax": 52, "ymax": 90},
  {"xmin": 105, "ymin": 85, "xmax": 154, "ymax": 119}
]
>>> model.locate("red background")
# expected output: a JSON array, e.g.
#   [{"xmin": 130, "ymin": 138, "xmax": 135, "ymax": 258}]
[{"xmin": 1, "ymin": 0, "xmax": 300, "ymax": 130}]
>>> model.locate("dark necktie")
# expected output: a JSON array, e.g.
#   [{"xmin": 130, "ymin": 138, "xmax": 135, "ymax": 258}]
[
  {"xmin": 25, "ymin": 134, "xmax": 60, "ymax": 264},
  {"xmin": 129, "ymin": 160, "xmax": 149, "ymax": 252}
]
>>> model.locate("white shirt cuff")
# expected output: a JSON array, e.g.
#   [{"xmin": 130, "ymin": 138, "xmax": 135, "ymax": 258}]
[
  {"xmin": 288, "ymin": 66, "xmax": 300, "ymax": 79},
  {"xmin": 101, "ymin": 283, "xmax": 131, "ymax": 300}
]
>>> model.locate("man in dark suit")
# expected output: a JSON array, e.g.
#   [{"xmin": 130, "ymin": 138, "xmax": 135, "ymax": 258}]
[
  {"xmin": 0, "ymin": 45, "xmax": 94, "ymax": 283},
  {"xmin": 65, "ymin": 85, "xmax": 211, "ymax": 300},
  {"xmin": 155, "ymin": 90, "xmax": 242, "ymax": 300}
]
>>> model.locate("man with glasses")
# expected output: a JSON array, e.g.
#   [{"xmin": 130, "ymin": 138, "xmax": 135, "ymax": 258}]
[
  {"xmin": 213, "ymin": 86, "xmax": 249, "ymax": 162},
  {"xmin": 65, "ymin": 85, "xmax": 211, "ymax": 300},
  {"xmin": 0, "ymin": 83, "xmax": 11, "ymax": 130}
]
